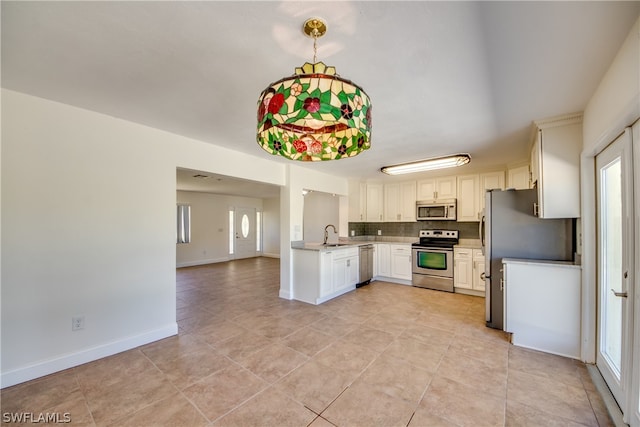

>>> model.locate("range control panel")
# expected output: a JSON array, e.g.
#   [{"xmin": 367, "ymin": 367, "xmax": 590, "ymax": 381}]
[{"xmin": 418, "ymin": 229, "xmax": 459, "ymax": 239}]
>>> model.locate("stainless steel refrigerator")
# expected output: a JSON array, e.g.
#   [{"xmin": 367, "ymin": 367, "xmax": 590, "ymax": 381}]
[{"xmin": 482, "ymin": 189, "xmax": 574, "ymax": 330}]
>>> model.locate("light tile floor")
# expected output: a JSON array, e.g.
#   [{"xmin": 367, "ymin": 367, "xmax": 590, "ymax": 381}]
[{"xmin": 1, "ymin": 257, "xmax": 613, "ymax": 426}]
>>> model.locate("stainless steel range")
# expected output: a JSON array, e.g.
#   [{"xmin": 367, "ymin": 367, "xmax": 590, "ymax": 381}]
[{"xmin": 411, "ymin": 229, "xmax": 458, "ymax": 292}]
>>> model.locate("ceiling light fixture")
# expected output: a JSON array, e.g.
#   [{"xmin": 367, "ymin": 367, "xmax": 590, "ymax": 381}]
[
  {"xmin": 257, "ymin": 18, "xmax": 372, "ymax": 161},
  {"xmin": 380, "ymin": 154, "xmax": 471, "ymax": 175}
]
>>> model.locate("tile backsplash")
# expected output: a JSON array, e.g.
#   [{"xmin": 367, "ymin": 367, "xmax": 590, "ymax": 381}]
[{"xmin": 349, "ymin": 221, "xmax": 480, "ymax": 240}]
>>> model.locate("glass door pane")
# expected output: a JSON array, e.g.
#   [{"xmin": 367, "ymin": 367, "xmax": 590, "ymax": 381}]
[{"xmin": 599, "ymin": 157, "xmax": 623, "ymax": 375}]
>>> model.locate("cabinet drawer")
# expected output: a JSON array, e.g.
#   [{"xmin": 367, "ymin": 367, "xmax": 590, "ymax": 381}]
[{"xmin": 330, "ymin": 247, "xmax": 359, "ymax": 259}]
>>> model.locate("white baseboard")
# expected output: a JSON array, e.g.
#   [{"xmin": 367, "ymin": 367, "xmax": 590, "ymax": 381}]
[
  {"xmin": 373, "ymin": 276, "xmax": 412, "ymax": 286},
  {"xmin": 279, "ymin": 288, "xmax": 292, "ymax": 300},
  {"xmin": 262, "ymin": 252, "xmax": 280, "ymax": 259},
  {"xmin": 1, "ymin": 323, "xmax": 178, "ymax": 389},
  {"xmin": 176, "ymin": 257, "xmax": 228, "ymax": 268}
]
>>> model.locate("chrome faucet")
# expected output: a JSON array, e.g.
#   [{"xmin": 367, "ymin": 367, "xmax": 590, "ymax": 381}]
[{"xmin": 323, "ymin": 224, "xmax": 337, "ymax": 245}]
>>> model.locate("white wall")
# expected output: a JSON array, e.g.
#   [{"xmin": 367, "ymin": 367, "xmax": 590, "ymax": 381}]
[
  {"xmin": 262, "ymin": 197, "xmax": 280, "ymax": 258},
  {"xmin": 583, "ymin": 16, "xmax": 640, "ymax": 155},
  {"xmin": 580, "ymin": 16, "xmax": 639, "ymax": 363},
  {"xmin": 0, "ymin": 89, "xmax": 288, "ymax": 387},
  {"xmin": 176, "ymin": 191, "xmax": 265, "ymax": 267},
  {"xmin": 303, "ymin": 192, "xmax": 340, "ymax": 244},
  {"xmin": 279, "ymin": 165, "xmax": 349, "ymax": 300}
]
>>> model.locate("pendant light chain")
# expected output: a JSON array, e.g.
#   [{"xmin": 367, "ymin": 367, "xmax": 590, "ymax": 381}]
[{"xmin": 312, "ymin": 30, "xmax": 318, "ymax": 63}]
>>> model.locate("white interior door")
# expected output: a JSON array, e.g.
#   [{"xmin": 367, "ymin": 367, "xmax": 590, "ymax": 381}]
[
  {"xmin": 234, "ymin": 207, "xmax": 256, "ymax": 259},
  {"xmin": 596, "ymin": 128, "xmax": 633, "ymax": 419}
]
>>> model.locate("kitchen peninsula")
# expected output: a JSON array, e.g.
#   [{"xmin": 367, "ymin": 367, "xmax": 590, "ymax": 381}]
[{"xmin": 291, "ymin": 237, "xmax": 415, "ymax": 304}]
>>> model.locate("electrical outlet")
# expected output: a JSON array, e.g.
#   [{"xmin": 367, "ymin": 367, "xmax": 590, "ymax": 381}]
[
  {"xmin": 377, "ymin": 230, "xmax": 382, "ymax": 236},
  {"xmin": 72, "ymin": 316, "xmax": 85, "ymax": 331}
]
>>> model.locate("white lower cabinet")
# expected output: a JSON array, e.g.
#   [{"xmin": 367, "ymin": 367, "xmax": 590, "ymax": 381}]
[
  {"xmin": 332, "ymin": 249, "xmax": 359, "ymax": 294},
  {"xmin": 390, "ymin": 244, "xmax": 412, "ymax": 281},
  {"xmin": 472, "ymin": 249, "xmax": 485, "ymax": 292},
  {"xmin": 375, "ymin": 243, "xmax": 411, "ymax": 284},
  {"xmin": 293, "ymin": 247, "xmax": 359, "ymax": 305},
  {"xmin": 376, "ymin": 243, "xmax": 391, "ymax": 277},
  {"xmin": 502, "ymin": 258, "xmax": 581, "ymax": 358},
  {"xmin": 454, "ymin": 247, "xmax": 485, "ymax": 295}
]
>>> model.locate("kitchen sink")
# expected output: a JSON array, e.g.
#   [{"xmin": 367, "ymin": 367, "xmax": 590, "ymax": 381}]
[{"xmin": 323, "ymin": 243, "xmax": 349, "ymax": 247}]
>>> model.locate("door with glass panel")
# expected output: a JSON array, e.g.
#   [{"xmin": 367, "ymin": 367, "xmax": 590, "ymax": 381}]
[
  {"xmin": 596, "ymin": 128, "xmax": 633, "ymax": 417},
  {"xmin": 234, "ymin": 207, "xmax": 257, "ymax": 259}
]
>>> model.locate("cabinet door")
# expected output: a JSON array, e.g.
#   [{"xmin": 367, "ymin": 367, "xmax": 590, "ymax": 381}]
[
  {"xmin": 320, "ymin": 252, "xmax": 333, "ymax": 297},
  {"xmin": 472, "ymin": 249, "xmax": 485, "ymax": 292},
  {"xmin": 508, "ymin": 165, "xmax": 530, "ymax": 190},
  {"xmin": 400, "ymin": 181, "xmax": 417, "ymax": 221},
  {"xmin": 332, "ymin": 257, "xmax": 347, "ymax": 292},
  {"xmin": 377, "ymin": 243, "xmax": 391, "ymax": 277},
  {"xmin": 366, "ymin": 184, "xmax": 384, "ymax": 222},
  {"xmin": 390, "ymin": 245, "xmax": 412, "ymax": 280},
  {"xmin": 372, "ymin": 245, "xmax": 378, "ymax": 277},
  {"xmin": 479, "ymin": 171, "xmax": 505, "ymax": 214},
  {"xmin": 346, "ymin": 256, "xmax": 359, "ymax": 287},
  {"xmin": 384, "ymin": 183, "xmax": 401, "ymax": 222},
  {"xmin": 436, "ymin": 177, "xmax": 457, "ymax": 200},
  {"xmin": 416, "ymin": 179, "xmax": 437, "ymax": 201},
  {"xmin": 536, "ymin": 121, "xmax": 581, "ymax": 218},
  {"xmin": 456, "ymin": 175, "xmax": 479, "ymax": 222},
  {"xmin": 348, "ymin": 181, "xmax": 367, "ymax": 222},
  {"xmin": 530, "ymin": 135, "xmax": 540, "ymax": 190},
  {"xmin": 454, "ymin": 248, "xmax": 473, "ymax": 289}
]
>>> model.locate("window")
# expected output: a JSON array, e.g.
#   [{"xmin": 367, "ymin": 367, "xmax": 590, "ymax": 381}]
[
  {"xmin": 256, "ymin": 211, "xmax": 262, "ymax": 252},
  {"xmin": 229, "ymin": 209, "xmax": 234, "ymax": 255},
  {"xmin": 176, "ymin": 204, "xmax": 191, "ymax": 244}
]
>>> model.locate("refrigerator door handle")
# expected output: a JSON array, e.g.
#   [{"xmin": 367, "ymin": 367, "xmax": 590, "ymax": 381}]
[{"xmin": 479, "ymin": 212, "xmax": 486, "ymax": 249}]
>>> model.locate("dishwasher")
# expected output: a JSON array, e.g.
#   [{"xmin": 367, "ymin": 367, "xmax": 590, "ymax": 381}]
[{"xmin": 357, "ymin": 244, "xmax": 374, "ymax": 287}]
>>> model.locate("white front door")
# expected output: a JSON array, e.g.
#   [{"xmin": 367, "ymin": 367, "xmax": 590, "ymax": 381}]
[
  {"xmin": 595, "ymin": 128, "xmax": 634, "ymax": 419},
  {"xmin": 234, "ymin": 207, "xmax": 256, "ymax": 259}
]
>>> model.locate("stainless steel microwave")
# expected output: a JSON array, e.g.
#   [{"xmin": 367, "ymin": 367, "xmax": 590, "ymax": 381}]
[{"xmin": 416, "ymin": 199, "xmax": 457, "ymax": 221}]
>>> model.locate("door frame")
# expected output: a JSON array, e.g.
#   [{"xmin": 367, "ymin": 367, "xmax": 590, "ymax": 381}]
[
  {"xmin": 594, "ymin": 127, "xmax": 634, "ymax": 413},
  {"xmin": 583, "ymin": 118, "xmax": 639, "ymax": 426},
  {"xmin": 630, "ymin": 122, "xmax": 640, "ymax": 427}
]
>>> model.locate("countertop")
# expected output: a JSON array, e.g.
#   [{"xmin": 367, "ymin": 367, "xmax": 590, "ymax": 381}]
[
  {"xmin": 502, "ymin": 258, "xmax": 582, "ymax": 269},
  {"xmin": 292, "ymin": 237, "xmax": 416, "ymax": 252}
]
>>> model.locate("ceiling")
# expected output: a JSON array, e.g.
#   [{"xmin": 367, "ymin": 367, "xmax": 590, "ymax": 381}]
[
  {"xmin": 176, "ymin": 168, "xmax": 280, "ymax": 198},
  {"xmin": 3, "ymin": 1, "xmax": 639, "ymax": 196}
]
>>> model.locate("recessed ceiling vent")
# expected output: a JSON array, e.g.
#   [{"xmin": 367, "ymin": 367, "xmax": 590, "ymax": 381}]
[{"xmin": 192, "ymin": 174, "xmax": 209, "ymax": 179}]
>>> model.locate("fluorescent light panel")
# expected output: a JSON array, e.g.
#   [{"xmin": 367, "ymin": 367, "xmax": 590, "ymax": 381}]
[{"xmin": 381, "ymin": 154, "xmax": 471, "ymax": 175}]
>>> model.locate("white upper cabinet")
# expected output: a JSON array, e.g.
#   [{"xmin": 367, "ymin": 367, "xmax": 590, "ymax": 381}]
[
  {"xmin": 456, "ymin": 174, "xmax": 479, "ymax": 222},
  {"xmin": 384, "ymin": 181, "xmax": 417, "ymax": 222},
  {"xmin": 507, "ymin": 165, "xmax": 531, "ymax": 190},
  {"xmin": 479, "ymin": 171, "xmax": 505, "ymax": 214},
  {"xmin": 530, "ymin": 113, "xmax": 582, "ymax": 218},
  {"xmin": 365, "ymin": 183, "xmax": 384, "ymax": 222},
  {"xmin": 348, "ymin": 180, "xmax": 367, "ymax": 222},
  {"xmin": 416, "ymin": 176, "xmax": 456, "ymax": 202}
]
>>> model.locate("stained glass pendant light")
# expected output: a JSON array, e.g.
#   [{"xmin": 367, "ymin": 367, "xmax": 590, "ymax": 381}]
[{"xmin": 257, "ymin": 18, "xmax": 372, "ymax": 161}]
